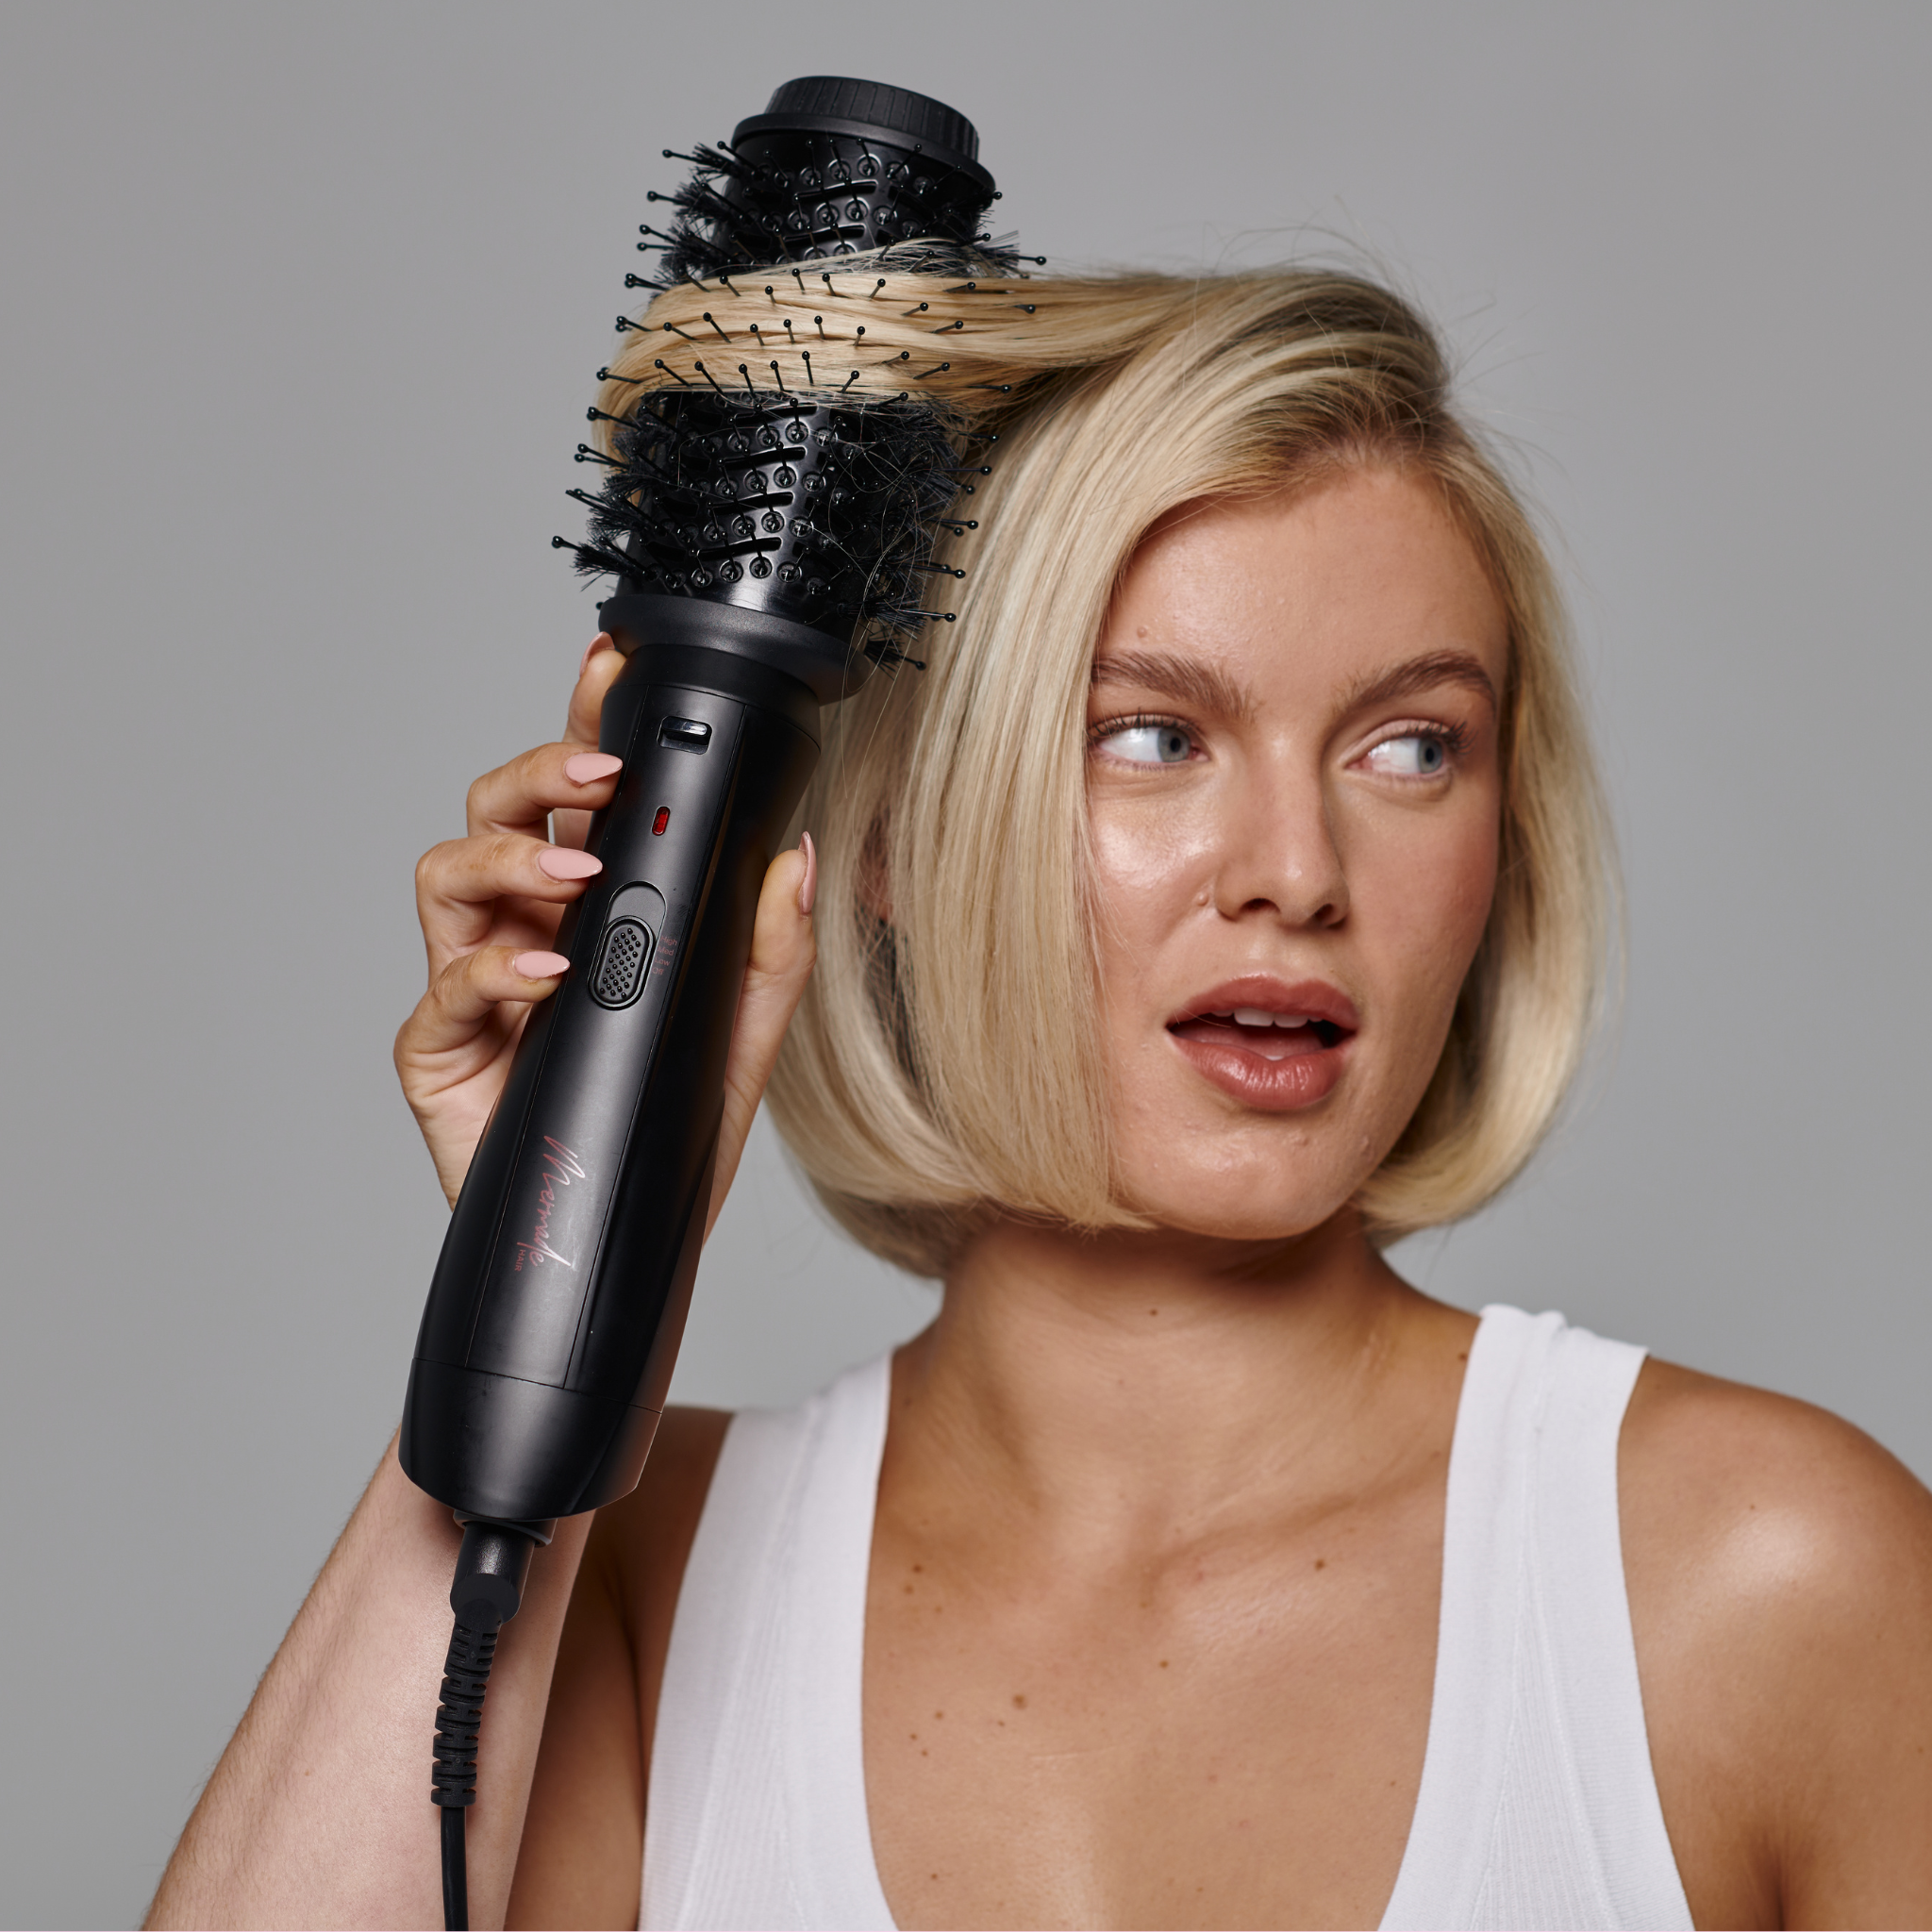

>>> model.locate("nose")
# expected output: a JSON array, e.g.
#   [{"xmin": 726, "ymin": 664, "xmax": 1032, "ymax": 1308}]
[{"xmin": 1210, "ymin": 763, "xmax": 1349, "ymax": 930}]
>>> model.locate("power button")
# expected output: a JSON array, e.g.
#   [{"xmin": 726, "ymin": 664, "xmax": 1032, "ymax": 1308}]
[
  {"xmin": 588, "ymin": 883, "xmax": 665, "ymax": 1009},
  {"xmin": 590, "ymin": 920, "xmax": 652, "ymax": 1007}
]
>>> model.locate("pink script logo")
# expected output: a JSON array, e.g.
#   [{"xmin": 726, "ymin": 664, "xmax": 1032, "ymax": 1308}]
[{"xmin": 512, "ymin": 1137, "xmax": 588, "ymax": 1272}]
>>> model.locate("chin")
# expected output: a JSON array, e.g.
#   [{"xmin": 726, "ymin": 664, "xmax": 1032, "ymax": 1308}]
[
  {"xmin": 1114, "ymin": 1157, "xmax": 1365, "ymax": 1248},
  {"xmin": 1107, "ymin": 1037, "xmax": 1430, "ymax": 1249}
]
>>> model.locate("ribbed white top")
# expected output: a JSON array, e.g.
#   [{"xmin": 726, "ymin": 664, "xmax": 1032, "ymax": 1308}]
[{"xmin": 642, "ymin": 1305, "xmax": 1691, "ymax": 1930}]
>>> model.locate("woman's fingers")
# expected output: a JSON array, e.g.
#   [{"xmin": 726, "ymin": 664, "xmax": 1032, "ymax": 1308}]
[
  {"xmin": 707, "ymin": 835, "xmax": 817, "ymax": 1239},
  {"xmin": 464, "ymin": 739, "xmax": 625, "ymax": 841},
  {"xmin": 557, "ymin": 637, "xmax": 629, "ymax": 850},
  {"xmin": 414, "ymin": 830, "xmax": 604, "ymax": 975},
  {"xmin": 400, "ymin": 946, "xmax": 570, "ymax": 1066},
  {"xmin": 395, "ymin": 637, "xmax": 626, "ymax": 1203},
  {"xmin": 394, "ymin": 944, "xmax": 573, "ymax": 1201},
  {"xmin": 563, "ymin": 634, "xmax": 625, "ymax": 749}
]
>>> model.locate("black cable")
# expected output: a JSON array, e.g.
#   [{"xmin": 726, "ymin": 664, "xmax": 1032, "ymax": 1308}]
[
  {"xmin": 440, "ymin": 1800, "xmax": 469, "ymax": 1931},
  {"xmin": 431, "ymin": 1616, "xmax": 499, "ymax": 1929},
  {"xmin": 430, "ymin": 1520, "xmax": 547, "ymax": 1932}
]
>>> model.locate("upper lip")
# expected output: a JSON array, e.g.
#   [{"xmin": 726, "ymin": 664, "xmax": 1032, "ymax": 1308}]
[{"xmin": 1167, "ymin": 975, "xmax": 1361, "ymax": 1034}]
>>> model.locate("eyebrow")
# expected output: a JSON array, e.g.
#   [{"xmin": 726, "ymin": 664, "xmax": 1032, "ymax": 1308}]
[
  {"xmin": 1090, "ymin": 646, "xmax": 1498, "ymax": 723},
  {"xmin": 1338, "ymin": 649, "xmax": 1499, "ymax": 716},
  {"xmin": 1090, "ymin": 651, "xmax": 1257, "ymax": 723}
]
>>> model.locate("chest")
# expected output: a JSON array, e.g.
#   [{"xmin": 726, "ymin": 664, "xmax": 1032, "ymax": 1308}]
[{"xmin": 862, "ymin": 1494, "xmax": 1444, "ymax": 1930}]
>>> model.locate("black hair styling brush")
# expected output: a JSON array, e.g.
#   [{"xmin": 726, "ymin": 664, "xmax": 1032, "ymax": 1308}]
[{"xmin": 395, "ymin": 77, "xmax": 1009, "ymax": 1929}]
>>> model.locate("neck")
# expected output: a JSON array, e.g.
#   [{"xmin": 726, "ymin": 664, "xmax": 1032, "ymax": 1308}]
[{"xmin": 896, "ymin": 1209, "xmax": 1463, "ymax": 1544}]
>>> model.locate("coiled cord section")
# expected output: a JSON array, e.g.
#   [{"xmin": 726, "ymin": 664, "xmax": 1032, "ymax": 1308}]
[
  {"xmin": 430, "ymin": 1519, "xmax": 549, "ymax": 1932},
  {"xmin": 433, "ymin": 1620, "xmax": 500, "ymax": 1806},
  {"xmin": 431, "ymin": 1619, "xmax": 500, "ymax": 1928}
]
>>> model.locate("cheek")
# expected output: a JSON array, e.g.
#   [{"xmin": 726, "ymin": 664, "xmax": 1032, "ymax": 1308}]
[
  {"xmin": 1089, "ymin": 794, "xmax": 1217, "ymax": 953},
  {"xmin": 1353, "ymin": 797, "xmax": 1500, "ymax": 1032}
]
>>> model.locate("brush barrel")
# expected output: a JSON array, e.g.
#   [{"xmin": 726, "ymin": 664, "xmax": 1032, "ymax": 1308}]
[
  {"xmin": 586, "ymin": 394, "xmax": 953, "ymax": 668},
  {"xmin": 401, "ymin": 607, "xmax": 820, "ymax": 1521}
]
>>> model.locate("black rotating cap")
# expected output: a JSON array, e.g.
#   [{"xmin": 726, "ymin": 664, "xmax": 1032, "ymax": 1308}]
[{"xmin": 734, "ymin": 75, "xmax": 988, "ymax": 187}]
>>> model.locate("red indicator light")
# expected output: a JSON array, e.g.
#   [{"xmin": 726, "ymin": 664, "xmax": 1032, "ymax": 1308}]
[{"xmin": 652, "ymin": 807, "xmax": 671, "ymax": 836}]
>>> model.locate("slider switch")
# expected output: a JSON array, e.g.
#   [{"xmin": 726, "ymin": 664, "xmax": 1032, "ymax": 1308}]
[{"xmin": 587, "ymin": 883, "xmax": 665, "ymax": 1010}]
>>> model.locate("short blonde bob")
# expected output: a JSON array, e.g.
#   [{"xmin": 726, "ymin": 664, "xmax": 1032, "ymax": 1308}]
[{"xmin": 604, "ymin": 263, "xmax": 1616, "ymax": 1276}]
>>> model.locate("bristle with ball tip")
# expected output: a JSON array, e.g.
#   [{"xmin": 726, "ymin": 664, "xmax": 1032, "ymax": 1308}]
[
  {"xmin": 570, "ymin": 385, "xmax": 969, "ymax": 653},
  {"xmin": 568, "ymin": 93, "xmax": 1013, "ymax": 662},
  {"xmin": 636, "ymin": 138, "xmax": 1022, "ymax": 291}
]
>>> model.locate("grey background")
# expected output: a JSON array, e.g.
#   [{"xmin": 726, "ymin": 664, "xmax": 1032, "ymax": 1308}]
[{"xmin": 2, "ymin": 3, "xmax": 1925, "ymax": 1924}]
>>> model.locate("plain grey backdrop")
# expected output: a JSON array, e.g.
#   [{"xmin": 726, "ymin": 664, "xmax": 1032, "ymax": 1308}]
[{"xmin": 2, "ymin": 3, "xmax": 1926, "ymax": 1924}]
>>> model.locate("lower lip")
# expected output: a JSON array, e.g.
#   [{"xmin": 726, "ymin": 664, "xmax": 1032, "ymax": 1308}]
[{"xmin": 1167, "ymin": 1030, "xmax": 1351, "ymax": 1111}]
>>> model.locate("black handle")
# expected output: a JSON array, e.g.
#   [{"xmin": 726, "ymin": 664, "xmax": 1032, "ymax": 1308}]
[{"xmin": 400, "ymin": 633, "xmax": 820, "ymax": 1522}]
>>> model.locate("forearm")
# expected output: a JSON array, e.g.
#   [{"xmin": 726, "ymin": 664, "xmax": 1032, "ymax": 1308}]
[{"xmin": 146, "ymin": 1436, "xmax": 591, "ymax": 1931}]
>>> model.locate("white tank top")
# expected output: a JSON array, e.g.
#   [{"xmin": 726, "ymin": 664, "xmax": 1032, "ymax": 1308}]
[{"xmin": 642, "ymin": 1304, "xmax": 1691, "ymax": 1929}]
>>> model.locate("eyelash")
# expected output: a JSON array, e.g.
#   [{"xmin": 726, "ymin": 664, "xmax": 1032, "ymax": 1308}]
[
  {"xmin": 1364, "ymin": 719, "xmax": 1473, "ymax": 764},
  {"xmin": 1087, "ymin": 709, "xmax": 1190, "ymax": 747},
  {"xmin": 1088, "ymin": 712, "xmax": 1474, "ymax": 767}
]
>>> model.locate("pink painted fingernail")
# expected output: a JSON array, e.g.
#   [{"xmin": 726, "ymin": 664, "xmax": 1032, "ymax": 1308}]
[
  {"xmin": 798, "ymin": 830, "xmax": 817, "ymax": 917},
  {"xmin": 565, "ymin": 752, "xmax": 623, "ymax": 785},
  {"xmin": 577, "ymin": 633, "xmax": 612, "ymax": 679},
  {"xmin": 513, "ymin": 950, "xmax": 571, "ymax": 980},
  {"xmin": 539, "ymin": 847, "xmax": 603, "ymax": 880}
]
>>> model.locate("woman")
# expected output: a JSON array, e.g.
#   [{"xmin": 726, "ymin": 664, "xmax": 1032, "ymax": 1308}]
[{"xmin": 150, "ymin": 270, "xmax": 1932, "ymax": 1929}]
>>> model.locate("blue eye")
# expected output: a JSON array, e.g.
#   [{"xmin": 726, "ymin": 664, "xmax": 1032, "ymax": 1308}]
[
  {"xmin": 1364, "ymin": 732, "xmax": 1448, "ymax": 777},
  {"xmin": 1102, "ymin": 722, "xmax": 1195, "ymax": 766}
]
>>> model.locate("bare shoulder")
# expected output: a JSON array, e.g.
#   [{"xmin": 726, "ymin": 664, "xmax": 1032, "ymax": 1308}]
[
  {"xmin": 1619, "ymin": 1357, "xmax": 1932, "ymax": 1926},
  {"xmin": 506, "ymin": 1407, "xmax": 732, "ymax": 1929},
  {"xmin": 595, "ymin": 1404, "xmax": 733, "ymax": 1644},
  {"xmin": 1621, "ymin": 1356, "xmax": 1932, "ymax": 1625},
  {"xmin": 614, "ymin": 1403, "xmax": 735, "ymax": 1531}
]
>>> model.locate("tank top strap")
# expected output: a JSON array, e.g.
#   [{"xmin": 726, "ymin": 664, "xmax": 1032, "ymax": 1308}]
[
  {"xmin": 642, "ymin": 1354, "xmax": 895, "ymax": 1931},
  {"xmin": 1380, "ymin": 1305, "xmax": 1690, "ymax": 1930}
]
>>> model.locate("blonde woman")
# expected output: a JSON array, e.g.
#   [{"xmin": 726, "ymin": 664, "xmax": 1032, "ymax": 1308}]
[{"xmin": 152, "ymin": 271, "xmax": 1932, "ymax": 1930}]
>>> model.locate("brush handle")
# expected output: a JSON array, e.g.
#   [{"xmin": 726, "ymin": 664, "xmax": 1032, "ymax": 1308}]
[{"xmin": 400, "ymin": 637, "xmax": 820, "ymax": 1523}]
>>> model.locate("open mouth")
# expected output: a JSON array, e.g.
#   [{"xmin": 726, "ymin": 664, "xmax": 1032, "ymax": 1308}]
[
  {"xmin": 1164, "ymin": 978, "xmax": 1359, "ymax": 1110},
  {"xmin": 1168, "ymin": 1008, "xmax": 1350, "ymax": 1061}
]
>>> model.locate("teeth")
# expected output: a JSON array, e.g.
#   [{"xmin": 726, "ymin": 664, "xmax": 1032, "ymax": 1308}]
[{"xmin": 1230, "ymin": 1008, "xmax": 1309, "ymax": 1028}]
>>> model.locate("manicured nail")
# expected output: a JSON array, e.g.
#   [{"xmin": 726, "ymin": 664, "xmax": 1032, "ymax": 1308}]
[
  {"xmin": 577, "ymin": 632, "xmax": 612, "ymax": 679},
  {"xmin": 798, "ymin": 830, "xmax": 817, "ymax": 917},
  {"xmin": 539, "ymin": 847, "xmax": 603, "ymax": 880},
  {"xmin": 513, "ymin": 950, "xmax": 571, "ymax": 980},
  {"xmin": 565, "ymin": 751, "xmax": 623, "ymax": 785}
]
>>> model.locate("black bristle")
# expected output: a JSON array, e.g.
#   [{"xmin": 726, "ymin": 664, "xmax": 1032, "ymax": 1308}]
[
  {"xmin": 570, "ymin": 384, "xmax": 968, "ymax": 651},
  {"xmin": 569, "ymin": 101, "xmax": 1016, "ymax": 664},
  {"xmin": 639, "ymin": 137, "xmax": 1020, "ymax": 292}
]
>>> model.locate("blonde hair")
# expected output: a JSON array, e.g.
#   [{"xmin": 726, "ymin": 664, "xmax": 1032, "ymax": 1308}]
[{"xmin": 604, "ymin": 264, "xmax": 1616, "ymax": 1274}]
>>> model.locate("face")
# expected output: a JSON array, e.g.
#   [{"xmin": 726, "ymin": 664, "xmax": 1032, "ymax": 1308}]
[{"xmin": 1087, "ymin": 465, "xmax": 1507, "ymax": 1241}]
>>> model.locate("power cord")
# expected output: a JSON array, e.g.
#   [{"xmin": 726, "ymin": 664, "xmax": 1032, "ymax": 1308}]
[{"xmin": 430, "ymin": 1519, "xmax": 550, "ymax": 1931}]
